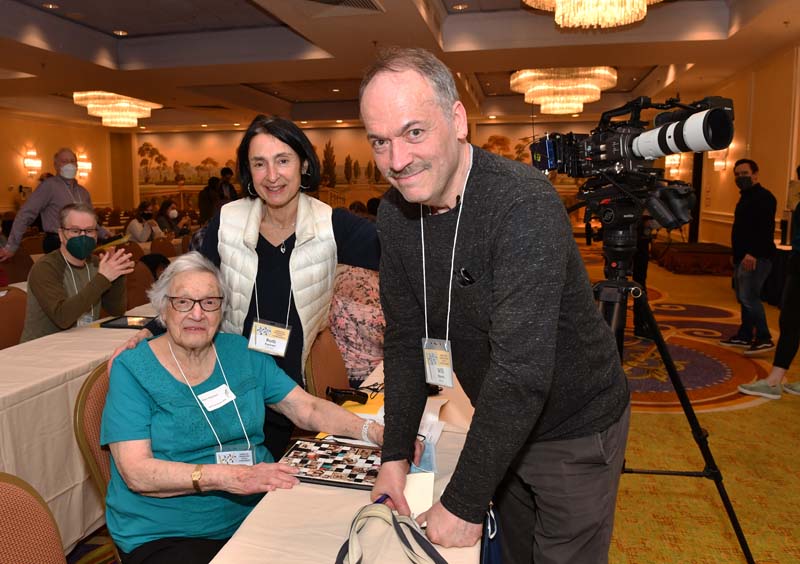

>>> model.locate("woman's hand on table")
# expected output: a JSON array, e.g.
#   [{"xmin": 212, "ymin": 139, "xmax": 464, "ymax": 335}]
[{"xmin": 221, "ymin": 462, "xmax": 300, "ymax": 495}]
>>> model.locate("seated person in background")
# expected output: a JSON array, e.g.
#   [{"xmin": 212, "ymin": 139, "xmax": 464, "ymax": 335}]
[
  {"xmin": 348, "ymin": 200, "xmax": 369, "ymax": 218},
  {"xmin": 21, "ymin": 203, "xmax": 133, "ymax": 342},
  {"xmin": 127, "ymin": 202, "xmax": 165, "ymax": 243},
  {"xmin": 102, "ymin": 252, "xmax": 391, "ymax": 564},
  {"xmin": 155, "ymin": 199, "xmax": 191, "ymax": 237},
  {"xmin": 329, "ymin": 265, "xmax": 385, "ymax": 387}
]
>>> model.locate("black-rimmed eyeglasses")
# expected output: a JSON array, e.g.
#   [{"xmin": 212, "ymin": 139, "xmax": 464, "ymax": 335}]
[
  {"xmin": 61, "ymin": 227, "xmax": 98, "ymax": 237},
  {"xmin": 167, "ymin": 296, "xmax": 224, "ymax": 312}
]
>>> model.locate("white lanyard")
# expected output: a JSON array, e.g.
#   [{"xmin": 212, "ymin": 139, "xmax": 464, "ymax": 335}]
[
  {"xmin": 420, "ymin": 145, "xmax": 473, "ymax": 342},
  {"xmin": 62, "ymin": 254, "xmax": 95, "ymax": 319},
  {"xmin": 167, "ymin": 340, "xmax": 252, "ymax": 451}
]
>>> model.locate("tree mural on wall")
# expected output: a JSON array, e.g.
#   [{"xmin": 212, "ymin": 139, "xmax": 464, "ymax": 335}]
[
  {"xmin": 481, "ymin": 135, "xmax": 531, "ymax": 164},
  {"xmin": 344, "ymin": 155, "xmax": 353, "ymax": 184},
  {"xmin": 322, "ymin": 140, "xmax": 337, "ymax": 188},
  {"xmin": 373, "ymin": 160, "xmax": 381, "ymax": 183},
  {"xmin": 138, "ymin": 142, "xmax": 167, "ymax": 184},
  {"xmin": 365, "ymin": 161, "xmax": 373, "ymax": 183},
  {"xmin": 196, "ymin": 157, "xmax": 219, "ymax": 183},
  {"xmin": 353, "ymin": 160, "xmax": 361, "ymax": 182}
]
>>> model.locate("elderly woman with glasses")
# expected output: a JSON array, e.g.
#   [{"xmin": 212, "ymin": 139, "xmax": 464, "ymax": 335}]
[{"xmin": 101, "ymin": 252, "xmax": 384, "ymax": 564}]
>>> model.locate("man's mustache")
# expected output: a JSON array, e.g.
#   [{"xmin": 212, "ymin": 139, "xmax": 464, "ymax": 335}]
[{"xmin": 385, "ymin": 163, "xmax": 431, "ymax": 179}]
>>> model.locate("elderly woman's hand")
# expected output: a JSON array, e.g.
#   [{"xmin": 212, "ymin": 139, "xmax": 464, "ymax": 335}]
[{"xmin": 220, "ymin": 462, "xmax": 301, "ymax": 495}]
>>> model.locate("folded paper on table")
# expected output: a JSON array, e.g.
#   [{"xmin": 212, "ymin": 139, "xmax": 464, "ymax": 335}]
[
  {"xmin": 342, "ymin": 393, "xmax": 384, "ymax": 421},
  {"xmin": 404, "ymin": 471, "xmax": 435, "ymax": 518}
]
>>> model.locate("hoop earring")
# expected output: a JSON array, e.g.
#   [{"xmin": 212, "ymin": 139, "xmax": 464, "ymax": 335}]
[
  {"xmin": 299, "ymin": 172, "xmax": 311, "ymax": 192},
  {"xmin": 247, "ymin": 182, "xmax": 257, "ymax": 197}
]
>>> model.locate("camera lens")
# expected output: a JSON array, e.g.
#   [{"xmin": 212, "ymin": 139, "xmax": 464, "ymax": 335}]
[{"xmin": 631, "ymin": 107, "xmax": 733, "ymax": 160}]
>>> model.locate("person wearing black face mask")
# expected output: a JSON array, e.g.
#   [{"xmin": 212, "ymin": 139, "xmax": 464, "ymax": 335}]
[
  {"xmin": 127, "ymin": 201, "xmax": 166, "ymax": 242},
  {"xmin": 720, "ymin": 158, "xmax": 778, "ymax": 355},
  {"xmin": 20, "ymin": 203, "xmax": 134, "ymax": 342}
]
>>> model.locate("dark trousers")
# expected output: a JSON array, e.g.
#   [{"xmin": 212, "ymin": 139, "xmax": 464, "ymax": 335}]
[
  {"xmin": 120, "ymin": 537, "xmax": 228, "ymax": 564},
  {"xmin": 494, "ymin": 403, "xmax": 631, "ymax": 564},
  {"xmin": 775, "ymin": 253, "xmax": 800, "ymax": 368},
  {"xmin": 43, "ymin": 232, "xmax": 60, "ymax": 253},
  {"xmin": 733, "ymin": 258, "xmax": 773, "ymax": 341}
]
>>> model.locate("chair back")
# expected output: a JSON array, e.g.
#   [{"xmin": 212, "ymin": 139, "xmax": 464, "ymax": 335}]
[
  {"xmin": 0, "ymin": 286, "xmax": 26, "ymax": 349},
  {"xmin": 126, "ymin": 260, "xmax": 155, "ymax": 309},
  {"xmin": 19, "ymin": 234, "xmax": 44, "ymax": 255},
  {"xmin": 74, "ymin": 362, "xmax": 112, "ymax": 500},
  {"xmin": 0, "ymin": 472, "xmax": 66, "ymax": 564},
  {"xmin": 150, "ymin": 236, "xmax": 177, "ymax": 257},
  {"xmin": 1, "ymin": 250, "xmax": 34, "ymax": 283},
  {"xmin": 120, "ymin": 240, "xmax": 145, "ymax": 261},
  {"xmin": 304, "ymin": 328, "xmax": 350, "ymax": 398},
  {"xmin": 181, "ymin": 233, "xmax": 192, "ymax": 254}
]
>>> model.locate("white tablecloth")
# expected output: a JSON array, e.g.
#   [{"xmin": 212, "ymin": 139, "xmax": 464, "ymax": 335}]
[
  {"xmin": 0, "ymin": 324, "xmax": 140, "ymax": 551},
  {"xmin": 211, "ymin": 362, "xmax": 478, "ymax": 564}
]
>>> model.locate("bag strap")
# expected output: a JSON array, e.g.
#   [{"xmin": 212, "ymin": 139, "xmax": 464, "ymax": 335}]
[{"xmin": 335, "ymin": 503, "xmax": 449, "ymax": 564}]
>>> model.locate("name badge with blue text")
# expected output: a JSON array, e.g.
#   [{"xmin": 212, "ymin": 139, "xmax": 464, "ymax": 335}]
[
  {"xmin": 248, "ymin": 319, "xmax": 292, "ymax": 357},
  {"xmin": 422, "ymin": 338, "xmax": 454, "ymax": 388},
  {"xmin": 215, "ymin": 445, "xmax": 255, "ymax": 466}
]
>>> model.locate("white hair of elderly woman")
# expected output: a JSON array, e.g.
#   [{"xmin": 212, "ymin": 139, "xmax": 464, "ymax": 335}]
[{"xmin": 146, "ymin": 251, "xmax": 229, "ymax": 327}]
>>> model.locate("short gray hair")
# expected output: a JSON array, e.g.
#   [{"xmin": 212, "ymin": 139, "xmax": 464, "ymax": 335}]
[
  {"xmin": 147, "ymin": 251, "xmax": 229, "ymax": 327},
  {"xmin": 60, "ymin": 203, "xmax": 97, "ymax": 227},
  {"xmin": 359, "ymin": 47, "xmax": 459, "ymax": 114}
]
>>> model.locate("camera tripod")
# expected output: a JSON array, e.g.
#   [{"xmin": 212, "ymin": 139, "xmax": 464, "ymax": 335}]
[{"xmin": 595, "ymin": 267, "xmax": 755, "ymax": 563}]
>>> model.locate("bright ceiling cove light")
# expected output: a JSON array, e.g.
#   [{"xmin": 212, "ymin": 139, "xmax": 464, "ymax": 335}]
[
  {"xmin": 73, "ymin": 91, "xmax": 162, "ymax": 127},
  {"xmin": 451, "ymin": 3, "xmax": 470, "ymax": 11},
  {"xmin": 522, "ymin": 0, "xmax": 662, "ymax": 29},
  {"xmin": 112, "ymin": 30, "xmax": 128, "ymax": 36},
  {"xmin": 510, "ymin": 66, "xmax": 617, "ymax": 114},
  {"xmin": 42, "ymin": 3, "xmax": 59, "ymax": 9}
]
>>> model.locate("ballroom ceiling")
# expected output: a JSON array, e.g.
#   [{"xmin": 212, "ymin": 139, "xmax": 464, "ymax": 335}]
[{"xmin": 0, "ymin": 0, "xmax": 799, "ymax": 130}]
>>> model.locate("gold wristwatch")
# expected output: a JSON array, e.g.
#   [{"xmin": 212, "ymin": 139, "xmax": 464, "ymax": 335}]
[{"xmin": 191, "ymin": 464, "xmax": 203, "ymax": 492}]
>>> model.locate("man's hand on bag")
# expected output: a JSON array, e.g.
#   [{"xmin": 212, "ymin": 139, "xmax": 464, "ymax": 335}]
[
  {"xmin": 416, "ymin": 501, "xmax": 482, "ymax": 548},
  {"xmin": 371, "ymin": 459, "xmax": 410, "ymax": 515}
]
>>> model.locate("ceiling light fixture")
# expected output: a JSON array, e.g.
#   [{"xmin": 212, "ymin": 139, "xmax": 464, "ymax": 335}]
[
  {"xmin": 336, "ymin": 119, "xmax": 343, "ymax": 124},
  {"xmin": 73, "ymin": 91, "xmax": 162, "ymax": 127},
  {"xmin": 332, "ymin": 88, "xmax": 340, "ymax": 93},
  {"xmin": 452, "ymin": 3, "xmax": 470, "ymax": 10},
  {"xmin": 42, "ymin": 3, "xmax": 59, "ymax": 9},
  {"xmin": 489, "ymin": 115, "xmax": 497, "ymax": 119},
  {"xmin": 522, "ymin": 0, "xmax": 662, "ymax": 29},
  {"xmin": 201, "ymin": 124, "xmax": 208, "ymax": 128},
  {"xmin": 233, "ymin": 122, "xmax": 240, "ymax": 126},
  {"xmin": 510, "ymin": 66, "xmax": 617, "ymax": 114},
  {"xmin": 112, "ymin": 29, "xmax": 128, "ymax": 36}
]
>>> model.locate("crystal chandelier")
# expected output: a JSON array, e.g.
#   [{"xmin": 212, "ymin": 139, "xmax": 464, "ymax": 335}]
[
  {"xmin": 522, "ymin": 0, "xmax": 662, "ymax": 29},
  {"xmin": 73, "ymin": 91, "xmax": 162, "ymax": 127},
  {"xmin": 510, "ymin": 66, "xmax": 618, "ymax": 114}
]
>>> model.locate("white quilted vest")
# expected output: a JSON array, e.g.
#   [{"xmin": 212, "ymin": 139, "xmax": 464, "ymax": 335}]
[{"xmin": 217, "ymin": 194, "xmax": 337, "ymax": 382}]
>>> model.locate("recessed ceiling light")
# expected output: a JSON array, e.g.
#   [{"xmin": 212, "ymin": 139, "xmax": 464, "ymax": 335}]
[
  {"xmin": 336, "ymin": 120, "xmax": 343, "ymax": 124},
  {"xmin": 571, "ymin": 114, "xmax": 580, "ymax": 118},
  {"xmin": 233, "ymin": 122, "xmax": 240, "ymax": 126},
  {"xmin": 112, "ymin": 29, "xmax": 128, "ymax": 36},
  {"xmin": 139, "ymin": 126, "xmax": 146, "ymax": 129},
  {"xmin": 42, "ymin": 3, "xmax": 59, "ymax": 9},
  {"xmin": 332, "ymin": 88, "xmax": 340, "ymax": 93},
  {"xmin": 452, "ymin": 3, "xmax": 469, "ymax": 11},
  {"xmin": 488, "ymin": 115, "xmax": 497, "ymax": 119},
  {"xmin": 300, "ymin": 121, "xmax": 308, "ymax": 124},
  {"xmin": 201, "ymin": 124, "xmax": 208, "ymax": 128}
]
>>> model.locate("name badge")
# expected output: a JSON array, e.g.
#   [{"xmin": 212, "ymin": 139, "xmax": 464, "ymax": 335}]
[
  {"xmin": 422, "ymin": 338, "xmax": 454, "ymax": 388},
  {"xmin": 197, "ymin": 384, "xmax": 236, "ymax": 412},
  {"xmin": 215, "ymin": 446, "xmax": 255, "ymax": 466},
  {"xmin": 77, "ymin": 312, "xmax": 94, "ymax": 327},
  {"xmin": 248, "ymin": 319, "xmax": 292, "ymax": 357}
]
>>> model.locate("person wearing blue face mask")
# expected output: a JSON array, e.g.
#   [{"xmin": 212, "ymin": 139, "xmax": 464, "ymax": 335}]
[
  {"xmin": 0, "ymin": 148, "xmax": 110, "ymax": 261},
  {"xmin": 20, "ymin": 203, "xmax": 135, "ymax": 342}
]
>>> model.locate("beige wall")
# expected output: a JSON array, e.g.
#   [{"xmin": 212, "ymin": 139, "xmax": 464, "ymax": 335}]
[
  {"xmin": 699, "ymin": 43, "xmax": 800, "ymax": 244},
  {"xmin": 109, "ymin": 132, "xmax": 137, "ymax": 210},
  {"xmin": 0, "ymin": 111, "xmax": 112, "ymax": 212}
]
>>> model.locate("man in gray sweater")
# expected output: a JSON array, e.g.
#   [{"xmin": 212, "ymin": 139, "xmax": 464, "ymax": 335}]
[{"xmin": 360, "ymin": 47, "xmax": 631, "ymax": 564}]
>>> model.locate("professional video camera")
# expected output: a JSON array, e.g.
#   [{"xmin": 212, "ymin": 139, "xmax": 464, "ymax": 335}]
[{"xmin": 531, "ymin": 95, "xmax": 734, "ymax": 279}]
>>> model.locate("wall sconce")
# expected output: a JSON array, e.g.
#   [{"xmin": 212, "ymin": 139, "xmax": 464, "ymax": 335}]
[
  {"xmin": 713, "ymin": 158, "xmax": 727, "ymax": 171},
  {"xmin": 77, "ymin": 152, "xmax": 92, "ymax": 179},
  {"xmin": 707, "ymin": 145, "xmax": 731, "ymax": 172},
  {"xmin": 665, "ymin": 153, "xmax": 681, "ymax": 177},
  {"xmin": 23, "ymin": 149, "xmax": 42, "ymax": 177}
]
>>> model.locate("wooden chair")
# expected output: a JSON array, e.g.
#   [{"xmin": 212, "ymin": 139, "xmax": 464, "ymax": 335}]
[
  {"xmin": 0, "ymin": 286, "xmax": 26, "ymax": 349},
  {"xmin": 181, "ymin": 233, "xmax": 192, "ymax": 254},
  {"xmin": 304, "ymin": 327, "xmax": 350, "ymax": 399},
  {"xmin": 120, "ymin": 240, "xmax": 145, "ymax": 261},
  {"xmin": 0, "ymin": 472, "xmax": 67, "ymax": 564},
  {"xmin": 19, "ymin": 234, "xmax": 44, "ymax": 255},
  {"xmin": 1, "ymin": 249, "xmax": 34, "ymax": 283},
  {"xmin": 126, "ymin": 260, "xmax": 155, "ymax": 310},
  {"xmin": 151, "ymin": 236, "xmax": 177, "ymax": 257},
  {"xmin": 74, "ymin": 363, "xmax": 112, "ymax": 500}
]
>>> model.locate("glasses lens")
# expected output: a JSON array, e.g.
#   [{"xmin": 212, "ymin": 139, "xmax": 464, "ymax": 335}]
[
  {"xmin": 170, "ymin": 297, "xmax": 193, "ymax": 312},
  {"xmin": 200, "ymin": 298, "xmax": 222, "ymax": 311}
]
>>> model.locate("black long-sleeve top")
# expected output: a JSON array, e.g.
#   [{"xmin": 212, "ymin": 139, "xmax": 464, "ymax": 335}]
[
  {"xmin": 731, "ymin": 183, "xmax": 777, "ymax": 263},
  {"xmin": 377, "ymin": 146, "xmax": 629, "ymax": 524}
]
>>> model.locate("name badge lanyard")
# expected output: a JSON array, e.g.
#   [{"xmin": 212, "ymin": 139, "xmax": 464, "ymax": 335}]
[
  {"xmin": 420, "ymin": 145, "xmax": 473, "ymax": 388},
  {"xmin": 62, "ymin": 254, "xmax": 95, "ymax": 324},
  {"xmin": 248, "ymin": 273, "xmax": 293, "ymax": 358},
  {"xmin": 62, "ymin": 177, "xmax": 83, "ymax": 204},
  {"xmin": 168, "ymin": 340, "xmax": 255, "ymax": 465}
]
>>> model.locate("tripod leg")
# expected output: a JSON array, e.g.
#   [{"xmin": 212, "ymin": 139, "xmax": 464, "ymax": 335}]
[
  {"xmin": 596, "ymin": 285, "xmax": 628, "ymax": 358},
  {"xmin": 636, "ymin": 292, "xmax": 755, "ymax": 564}
]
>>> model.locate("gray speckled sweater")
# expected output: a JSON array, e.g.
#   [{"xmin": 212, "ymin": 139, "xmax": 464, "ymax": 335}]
[{"xmin": 377, "ymin": 146, "xmax": 630, "ymax": 523}]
